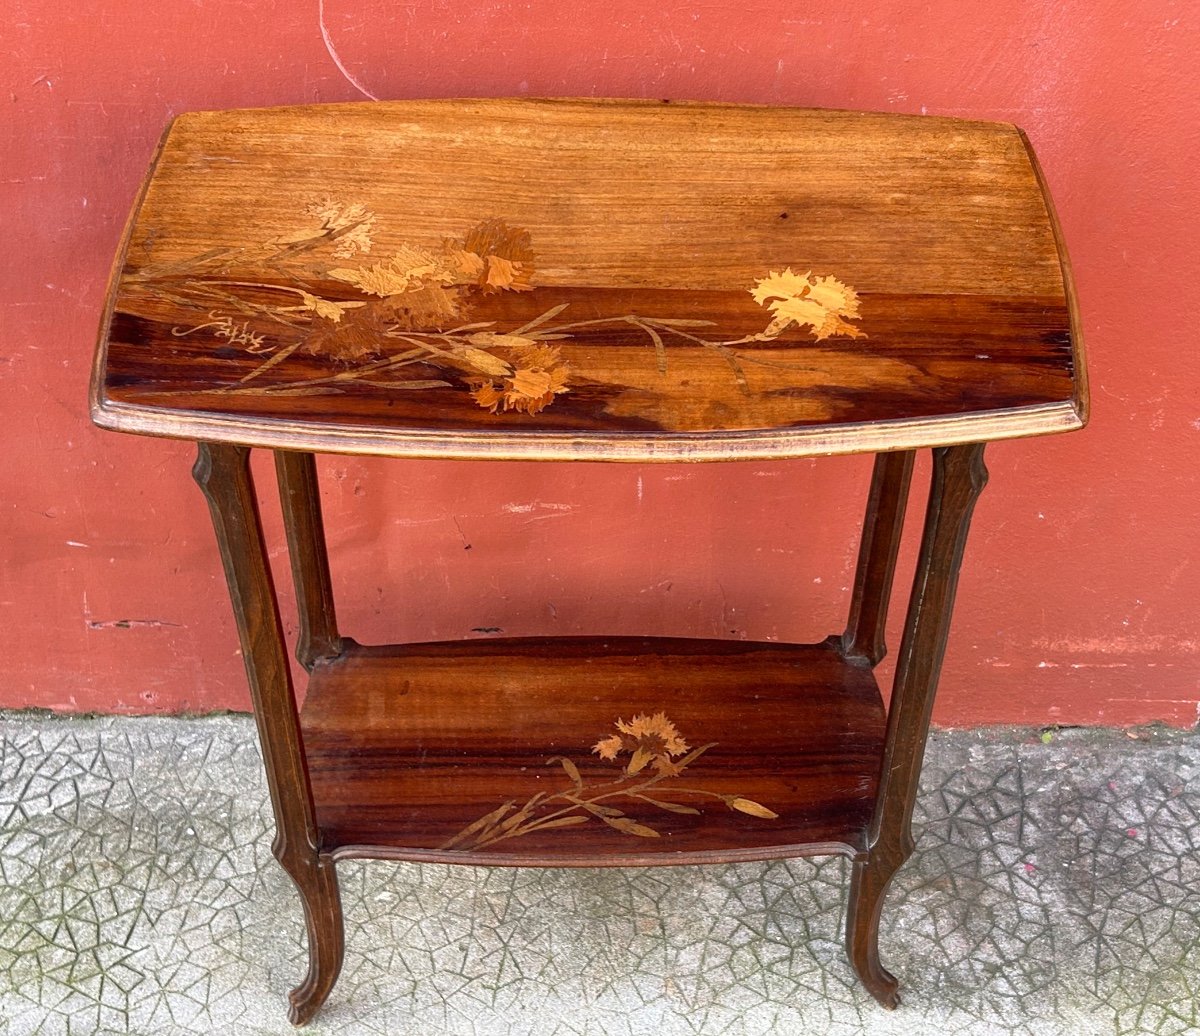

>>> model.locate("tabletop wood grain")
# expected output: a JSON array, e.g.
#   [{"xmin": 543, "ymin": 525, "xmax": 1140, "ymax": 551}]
[{"xmin": 91, "ymin": 98, "xmax": 1086, "ymax": 460}]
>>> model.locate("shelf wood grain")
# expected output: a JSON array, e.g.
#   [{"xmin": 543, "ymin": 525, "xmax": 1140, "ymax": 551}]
[{"xmin": 300, "ymin": 637, "xmax": 886, "ymax": 866}]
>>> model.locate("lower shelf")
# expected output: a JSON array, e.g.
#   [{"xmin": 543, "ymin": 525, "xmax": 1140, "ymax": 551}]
[{"xmin": 300, "ymin": 636, "xmax": 885, "ymax": 866}]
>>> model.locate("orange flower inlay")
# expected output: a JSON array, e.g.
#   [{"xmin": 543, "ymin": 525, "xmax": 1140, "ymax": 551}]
[
  {"xmin": 156, "ymin": 202, "xmax": 867, "ymax": 413},
  {"xmin": 440, "ymin": 712, "xmax": 779, "ymax": 853}
]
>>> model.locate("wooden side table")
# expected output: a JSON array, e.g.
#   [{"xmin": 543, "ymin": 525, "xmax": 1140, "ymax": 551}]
[{"xmin": 90, "ymin": 99, "xmax": 1086, "ymax": 1025}]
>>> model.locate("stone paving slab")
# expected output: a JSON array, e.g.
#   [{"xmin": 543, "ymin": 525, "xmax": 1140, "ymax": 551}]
[{"xmin": 0, "ymin": 715, "xmax": 1197, "ymax": 1035}]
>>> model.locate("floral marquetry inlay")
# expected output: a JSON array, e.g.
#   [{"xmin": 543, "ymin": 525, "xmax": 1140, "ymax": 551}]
[
  {"xmin": 135, "ymin": 200, "xmax": 867, "ymax": 417},
  {"xmin": 441, "ymin": 713, "xmax": 779, "ymax": 852}
]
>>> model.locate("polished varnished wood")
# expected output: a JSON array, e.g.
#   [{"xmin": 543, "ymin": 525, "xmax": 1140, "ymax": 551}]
[
  {"xmin": 91, "ymin": 99, "xmax": 1085, "ymax": 461},
  {"xmin": 843, "ymin": 450, "xmax": 915, "ymax": 665},
  {"xmin": 275, "ymin": 450, "xmax": 341, "ymax": 670},
  {"xmin": 92, "ymin": 99, "xmax": 1087, "ymax": 1025},
  {"xmin": 192, "ymin": 444, "xmax": 344, "ymax": 1025},
  {"xmin": 846, "ymin": 443, "xmax": 988, "ymax": 1007},
  {"xmin": 300, "ymin": 637, "xmax": 885, "ymax": 866}
]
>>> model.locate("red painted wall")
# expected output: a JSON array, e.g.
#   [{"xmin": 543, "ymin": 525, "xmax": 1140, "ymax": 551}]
[{"xmin": 3, "ymin": 1, "xmax": 1197, "ymax": 726}]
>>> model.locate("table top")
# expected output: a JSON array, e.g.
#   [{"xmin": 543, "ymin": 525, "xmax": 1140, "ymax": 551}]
[{"xmin": 90, "ymin": 98, "xmax": 1086, "ymax": 461}]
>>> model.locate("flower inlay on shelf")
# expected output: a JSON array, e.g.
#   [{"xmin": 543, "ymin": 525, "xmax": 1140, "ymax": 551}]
[{"xmin": 441, "ymin": 712, "xmax": 779, "ymax": 852}]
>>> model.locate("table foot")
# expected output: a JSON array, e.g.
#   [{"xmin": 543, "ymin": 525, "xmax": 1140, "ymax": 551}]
[
  {"xmin": 283, "ymin": 852, "xmax": 344, "ymax": 1026},
  {"xmin": 845, "ymin": 852, "xmax": 904, "ymax": 1009}
]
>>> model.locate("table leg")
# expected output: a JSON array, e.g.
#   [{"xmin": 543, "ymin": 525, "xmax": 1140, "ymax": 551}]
[
  {"xmin": 275, "ymin": 450, "xmax": 342, "ymax": 670},
  {"xmin": 193, "ymin": 443, "xmax": 344, "ymax": 1026},
  {"xmin": 845, "ymin": 443, "xmax": 988, "ymax": 1007},
  {"xmin": 842, "ymin": 450, "xmax": 916, "ymax": 665}
]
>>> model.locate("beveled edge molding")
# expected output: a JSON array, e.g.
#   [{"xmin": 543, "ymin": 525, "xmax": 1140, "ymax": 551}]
[
  {"xmin": 88, "ymin": 120, "xmax": 173, "ymax": 431},
  {"xmin": 91, "ymin": 397, "xmax": 1085, "ymax": 463},
  {"xmin": 325, "ymin": 837, "xmax": 866, "ymax": 868},
  {"xmin": 1018, "ymin": 127, "xmax": 1089, "ymax": 427}
]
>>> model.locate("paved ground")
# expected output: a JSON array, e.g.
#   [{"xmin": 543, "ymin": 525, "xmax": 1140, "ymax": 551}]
[{"xmin": 1, "ymin": 715, "xmax": 1198, "ymax": 1036}]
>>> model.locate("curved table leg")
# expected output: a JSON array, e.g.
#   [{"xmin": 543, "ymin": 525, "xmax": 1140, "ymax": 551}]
[
  {"xmin": 286, "ymin": 853, "xmax": 345, "ymax": 1025},
  {"xmin": 845, "ymin": 443, "xmax": 988, "ymax": 1006},
  {"xmin": 194, "ymin": 443, "xmax": 345, "ymax": 1025},
  {"xmin": 846, "ymin": 850, "xmax": 902, "ymax": 1007}
]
